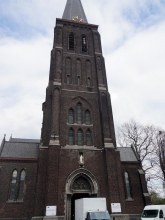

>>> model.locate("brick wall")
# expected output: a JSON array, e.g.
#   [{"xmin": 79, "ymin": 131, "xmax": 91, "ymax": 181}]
[{"xmin": 0, "ymin": 160, "xmax": 38, "ymax": 218}]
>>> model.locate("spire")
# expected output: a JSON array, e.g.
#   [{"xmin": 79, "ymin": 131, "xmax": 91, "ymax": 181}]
[{"xmin": 62, "ymin": 0, "xmax": 88, "ymax": 23}]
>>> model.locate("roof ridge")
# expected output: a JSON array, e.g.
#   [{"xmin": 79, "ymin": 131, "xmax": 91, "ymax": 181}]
[{"xmin": 0, "ymin": 135, "xmax": 6, "ymax": 156}]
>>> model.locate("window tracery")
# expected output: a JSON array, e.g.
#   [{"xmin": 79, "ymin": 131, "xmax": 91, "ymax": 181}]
[
  {"xmin": 72, "ymin": 176, "xmax": 91, "ymax": 190},
  {"xmin": 9, "ymin": 169, "xmax": 26, "ymax": 201}
]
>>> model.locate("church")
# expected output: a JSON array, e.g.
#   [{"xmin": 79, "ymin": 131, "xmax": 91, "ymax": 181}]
[{"xmin": 0, "ymin": 0, "xmax": 151, "ymax": 220}]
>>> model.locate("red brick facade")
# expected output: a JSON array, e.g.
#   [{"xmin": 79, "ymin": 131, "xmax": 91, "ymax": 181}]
[{"xmin": 0, "ymin": 16, "xmax": 150, "ymax": 220}]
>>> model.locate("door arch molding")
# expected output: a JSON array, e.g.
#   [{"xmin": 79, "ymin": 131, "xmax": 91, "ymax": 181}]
[{"xmin": 65, "ymin": 168, "xmax": 100, "ymax": 220}]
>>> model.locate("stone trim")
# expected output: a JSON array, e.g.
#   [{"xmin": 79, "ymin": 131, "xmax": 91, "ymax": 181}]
[{"xmin": 138, "ymin": 169, "xmax": 145, "ymax": 174}]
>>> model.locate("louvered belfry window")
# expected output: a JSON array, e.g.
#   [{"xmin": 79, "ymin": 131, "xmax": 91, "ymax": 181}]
[
  {"xmin": 69, "ymin": 33, "xmax": 74, "ymax": 50},
  {"xmin": 82, "ymin": 35, "xmax": 87, "ymax": 52}
]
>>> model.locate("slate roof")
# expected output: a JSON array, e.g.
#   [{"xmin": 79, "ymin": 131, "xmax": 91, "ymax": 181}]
[
  {"xmin": 118, "ymin": 147, "xmax": 139, "ymax": 162},
  {"xmin": 0, "ymin": 138, "xmax": 40, "ymax": 159},
  {"xmin": 62, "ymin": 0, "xmax": 88, "ymax": 23}
]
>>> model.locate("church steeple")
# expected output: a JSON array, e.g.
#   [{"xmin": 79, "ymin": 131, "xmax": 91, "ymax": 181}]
[{"xmin": 62, "ymin": 0, "xmax": 88, "ymax": 23}]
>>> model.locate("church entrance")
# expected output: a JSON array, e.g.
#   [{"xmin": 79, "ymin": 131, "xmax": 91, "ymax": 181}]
[
  {"xmin": 71, "ymin": 193, "xmax": 90, "ymax": 220},
  {"xmin": 65, "ymin": 169, "xmax": 99, "ymax": 220}
]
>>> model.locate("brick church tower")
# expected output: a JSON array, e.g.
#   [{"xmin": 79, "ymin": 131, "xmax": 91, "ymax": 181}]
[
  {"xmin": 33, "ymin": 0, "xmax": 150, "ymax": 219},
  {"xmin": 0, "ymin": 0, "xmax": 151, "ymax": 220}
]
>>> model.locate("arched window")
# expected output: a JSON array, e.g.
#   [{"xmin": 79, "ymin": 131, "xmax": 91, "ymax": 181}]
[
  {"xmin": 78, "ymin": 129, "xmax": 83, "ymax": 146},
  {"xmin": 124, "ymin": 172, "xmax": 132, "ymax": 199},
  {"xmin": 85, "ymin": 110, "xmax": 91, "ymax": 125},
  {"xmin": 9, "ymin": 170, "xmax": 18, "ymax": 200},
  {"xmin": 72, "ymin": 176, "xmax": 91, "ymax": 190},
  {"xmin": 69, "ymin": 128, "xmax": 74, "ymax": 145},
  {"xmin": 86, "ymin": 61, "xmax": 92, "ymax": 87},
  {"xmin": 67, "ymin": 75, "xmax": 70, "ymax": 84},
  {"xmin": 87, "ymin": 77, "xmax": 91, "ymax": 86},
  {"xmin": 18, "ymin": 170, "xmax": 26, "ymax": 201},
  {"xmin": 69, "ymin": 33, "xmax": 74, "ymax": 50},
  {"xmin": 77, "ymin": 76, "xmax": 81, "ymax": 86},
  {"xmin": 68, "ymin": 109, "xmax": 74, "ymax": 124},
  {"xmin": 76, "ymin": 59, "xmax": 82, "ymax": 86},
  {"xmin": 82, "ymin": 35, "xmax": 87, "ymax": 52},
  {"xmin": 77, "ymin": 103, "xmax": 82, "ymax": 124},
  {"xmin": 86, "ymin": 129, "xmax": 92, "ymax": 146},
  {"xmin": 66, "ymin": 58, "xmax": 71, "ymax": 84}
]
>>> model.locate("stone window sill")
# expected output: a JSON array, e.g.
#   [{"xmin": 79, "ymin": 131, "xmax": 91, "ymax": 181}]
[
  {"xmin": 126, "ymin": 198, "xmax": 134, "ymax": 201},
  {"xmin": 6, "ymin": 200, "xmax": 23, "ymax": 204}
]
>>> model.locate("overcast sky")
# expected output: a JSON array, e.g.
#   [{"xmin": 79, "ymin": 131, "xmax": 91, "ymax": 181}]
[{"xmin": 0, "ymin": 0, "xmax": 165, "ymax": 142}]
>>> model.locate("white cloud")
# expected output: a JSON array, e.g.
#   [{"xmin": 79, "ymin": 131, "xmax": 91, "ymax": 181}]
[
  {"xmin": 0, "ymin": 0, "xmax": 165, "ymax": 143},
  {"xmin": 0, "ymin": 37, "xmax": 51, "ymax": 140},
  {"xmin": 107, "ymin": 20, "xmax": 165, "ymax": 129}
]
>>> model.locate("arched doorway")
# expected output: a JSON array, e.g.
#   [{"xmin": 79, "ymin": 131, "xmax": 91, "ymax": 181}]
[
  {"xmin": 71, "ymin": 193, "xmax": 90, "ymax": 220},
  {"xmin": 65, "ymin": 169, "xmax": 99, "ymax": 220}
]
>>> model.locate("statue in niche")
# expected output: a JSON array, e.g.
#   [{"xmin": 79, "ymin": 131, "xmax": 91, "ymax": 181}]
[{"xmin": 79, "ymin": 153, "xmax": 84, "ymax": 166}]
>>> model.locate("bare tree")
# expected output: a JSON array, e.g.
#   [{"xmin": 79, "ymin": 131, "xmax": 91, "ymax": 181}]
[
  {"xmin": 154, "ymin": 131, "xmax": 165, "ymax": 182},
  {"xmin": 117, "ymin": 119, "xmax": 156, "ymax": 177},
  {"xmin": 117, "ymin": 119, "xmax": 165, "ymax": 194}
]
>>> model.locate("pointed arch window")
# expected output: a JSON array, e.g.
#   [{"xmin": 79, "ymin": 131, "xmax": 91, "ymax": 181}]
[
  {"xmin": 67, "ymin": 75, "xmax": 70, "ymax": 84},
  {"xmin": 86, "ymin": 60, "xmax": 92, "ymax": 87},
  {"xmin": 85, "ymin": 110, "xmax": 91, "ymax": 125},
  {"xmin": 78, "ymin": 129, "xmax": 83, "ymax": 146},
  {"xmin": 9, "ymin": 170, "xmax": 18, "ymax": 201},
  {"xmin": 76, "ymin": 59, "xmax": 82, "ymax": 86},
  {"xmin": 87, "ymin": 77, "xmax": 91, "ymax": 86},
  {"xmin": 69, "ymin": 33, "xmax": 75, "ymax": 50},
  {"xmin": 68, "ymin": 109, "xmax": 74, "ymax": 124},
  {"xmin": 72, "ymin": 176, "xmax": 91, "ymax": 190},
  {"xmin": 124, "ymin": 172, "xmax": 132, "ymax": 199},
  {"xmin": 66, "ymin": 58, "xmax": 71, "ymax": 84},
  {"xmin": 77, "ymin": 103, "xmax": 82, "ymax": 124},
  {"xmin": 18, "ymin": 170, "xmax": 26, "ymax": 201},
  {"xmin": 86, "ymin": 129, "xmax": 92, "ymax": 146},
  {"xmin": 77, "ymin": 76, "xmax": 81, "ymax": 86},
  {"xmin": 82, "ymin": 35, "xmax": 87, "ymax": 52},
  {"xmin": 69, "ymin": 128, "xmax": 74, "ymax": 145}
]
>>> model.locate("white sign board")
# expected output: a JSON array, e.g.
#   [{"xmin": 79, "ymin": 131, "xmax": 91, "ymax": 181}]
[
  {"xmin": 111, "ymin": 203, "xmax": 121, "ymax": 213},
  {"xmin": 46, "ymin": 206, "xmax": 57, "ymax": 216}
]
